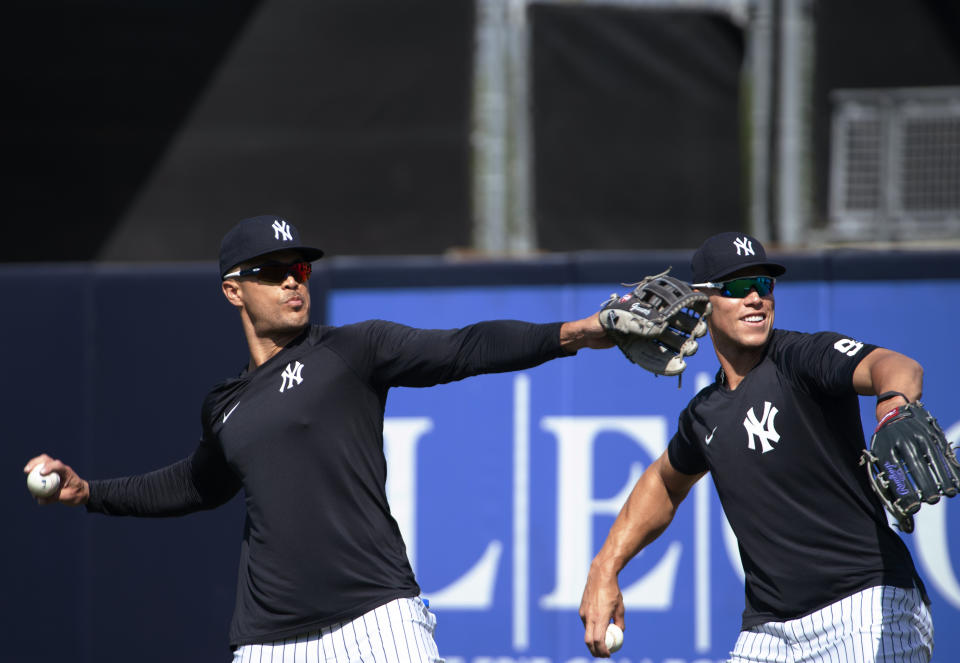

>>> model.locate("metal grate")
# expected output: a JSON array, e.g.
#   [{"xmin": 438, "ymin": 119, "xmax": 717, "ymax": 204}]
[
  {"xmin": 829, "ymin": 87, "xmax": 960, "ymax": 241},
  {"xmin": 901, "ymin": 116, "xmax": 960, "ymax": 212},
  {"xmin": 841, "ymin": 117, "xmax": 882, "ymax": 212}
]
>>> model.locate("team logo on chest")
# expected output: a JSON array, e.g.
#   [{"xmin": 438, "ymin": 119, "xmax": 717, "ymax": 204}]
[
  {"xmin": 279, "ymin": 361, "xmax": 304, "ymax": 393},
  {"xmin": 743, "ymin": 401, "xmax": 780, "ymax": 453}
]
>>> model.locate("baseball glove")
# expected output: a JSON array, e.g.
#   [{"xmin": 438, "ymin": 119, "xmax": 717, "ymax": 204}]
[
  {"xmin": 860, "ymin": 401, "xmax": 960, "ymax": 533},
  {"xmin": 598, "ymin": 269, "xmax": 712, "ymax": 377}
]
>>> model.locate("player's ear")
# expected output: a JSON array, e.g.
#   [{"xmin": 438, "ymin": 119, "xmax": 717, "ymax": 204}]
[{"xmin": 221, "ymin": 279, "xmax": 244, "ymax": 309}]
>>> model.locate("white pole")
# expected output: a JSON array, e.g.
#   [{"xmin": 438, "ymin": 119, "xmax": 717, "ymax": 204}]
[
  {"xmin": 748, "ymin": 0, "xmax": 774, "ymax": 241},
  {"xmin": 472, "ymin": 0, "xmax": 510, "ymax": 254},
  {"xmin": 506, "ymin": 0, "xmax": 537, "ymax": 253},
  {"xmin": 775, "ymin": 0, "xmax": 814, "ymax": 246}
]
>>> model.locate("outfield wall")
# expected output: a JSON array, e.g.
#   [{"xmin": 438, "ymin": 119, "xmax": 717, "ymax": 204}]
[{"xmin": 4, "ymin": 250, "xmax": 960, "ymax": 662}]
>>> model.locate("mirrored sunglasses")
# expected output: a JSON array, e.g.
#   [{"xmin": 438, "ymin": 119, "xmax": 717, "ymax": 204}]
[
  {"xmin": 692, "ymin": 275, "xmax": 775, "ymax": 298},
  {"xmin": 223, "ymin": 261, "xmax": 312, "ymax": 284}
]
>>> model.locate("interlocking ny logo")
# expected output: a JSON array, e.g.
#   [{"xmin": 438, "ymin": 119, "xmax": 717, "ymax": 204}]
[
  {"xmin": 272, "ymin": 219, "xmax": 293, "ymax": 241},
  {"xmin": 743, "ymin": 401, "xmax": 780, "ymax": 453},
  {"xmin": 733, "ymin": 236, "xmax": 755, "ymax": 256},
  {"xmin": 279, "ymin": 361, "xmax": 304, "ymax": 393}
]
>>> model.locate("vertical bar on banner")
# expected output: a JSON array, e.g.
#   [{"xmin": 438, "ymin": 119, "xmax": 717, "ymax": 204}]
[
  {"xmin": 694, "ymin": 370, "xmax": 712, "ymax": 652},
  {"xmin": 694, "ymin": 479, "xmax": 711, "ymax": 651},
  {"xmin": 513, "ymin": 374, "xmax": 531, "ymax": 650}
]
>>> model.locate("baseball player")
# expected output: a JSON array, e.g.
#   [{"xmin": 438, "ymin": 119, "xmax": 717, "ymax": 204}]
[
  {"xmin": 580, "ymin": 232, "xmax": 936, "ymax": 662},
  {"xmin": 24, "ymin": 215, "xmax": 617, "ymax": 662}
]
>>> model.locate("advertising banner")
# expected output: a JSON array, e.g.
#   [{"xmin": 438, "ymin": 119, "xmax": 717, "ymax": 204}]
[{"xmin": 5, "ymin": 265, "xmax": 958, "ymax": 662}]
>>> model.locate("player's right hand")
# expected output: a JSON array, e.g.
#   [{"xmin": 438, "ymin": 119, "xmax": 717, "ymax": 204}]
[
  {"xmin": 23, "ymin": 454, "xmax": 90, "ymax": 506},
  {"xmin": 579, "ymin": 562, "xmax": 625, "ymax": 658}
]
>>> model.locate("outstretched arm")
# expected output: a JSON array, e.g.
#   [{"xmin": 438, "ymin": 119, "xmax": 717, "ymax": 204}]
[
  {"xmin": 580, "ymin": 451, "xmax": 703, "ymax": 657},
  {"xmin": 852, "ymin": 348, "xmax": 923, "ymax": 421},
  {"xmin": 364, "ymin": 316, "xmax": 615, "ymax": 389}
]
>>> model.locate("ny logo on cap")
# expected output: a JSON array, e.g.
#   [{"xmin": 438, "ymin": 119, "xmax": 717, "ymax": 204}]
[
  {"xmin": 272, "ymin": 219, "xmax": 293, "ymax": 241},
  {"xmin": 733, "ymin": 236, "xmax": 755, "ymax": 256}
]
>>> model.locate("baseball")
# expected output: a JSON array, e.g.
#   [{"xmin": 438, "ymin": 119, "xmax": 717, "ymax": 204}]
[
  {"xmin": 605, "ymin": 623, "xmax": 624, "ymax": 653},
  {"xmin": 27, "ymin": 465, "xmax": 61, "ymax": 498}
]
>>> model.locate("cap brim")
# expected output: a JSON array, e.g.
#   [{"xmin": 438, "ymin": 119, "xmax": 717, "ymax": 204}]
[
  {"xmin": 710, "ymin": 260, "xmax": 786, "ymax": 281},
  {"xmin": 297, "ymin": 247, "xmax": 325, "ymax": 262},
  {"xmin": 244, "ymin": 245, "xmax": 325, "ymax": 264}
]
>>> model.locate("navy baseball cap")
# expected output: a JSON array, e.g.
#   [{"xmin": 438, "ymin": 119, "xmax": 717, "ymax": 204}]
[
  {"xmin": 691, "ymin": 231, "xmax": 786, "ymax": 283},
  {"xmin": 219, "ymin": 215, "xmax": 324, "ymax": 278}
]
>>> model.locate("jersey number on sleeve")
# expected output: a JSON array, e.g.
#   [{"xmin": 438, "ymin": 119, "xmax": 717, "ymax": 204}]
[{"xmin": 833, "ymin": 338, "xmax": 864, "ymax": 356}]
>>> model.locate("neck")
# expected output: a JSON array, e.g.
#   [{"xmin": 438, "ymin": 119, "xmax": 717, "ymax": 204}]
[
  {"xmin": 242, "ymin": 321, "xmax": 306, "ymax": 370},
  {"xmin": 713, "ymin": 336, "xmax": 767, "ymax": 390}
]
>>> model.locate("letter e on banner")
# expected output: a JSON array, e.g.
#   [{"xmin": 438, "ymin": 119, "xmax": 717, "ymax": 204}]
[{"xmin": 539, "ymin": 416, "xmax": 681, "ymax": 610}]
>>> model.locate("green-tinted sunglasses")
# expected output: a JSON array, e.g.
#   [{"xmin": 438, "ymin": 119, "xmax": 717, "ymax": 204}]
[{"xmin": 691, "ymin": 275, "xmax": 775, "ymax": 298}]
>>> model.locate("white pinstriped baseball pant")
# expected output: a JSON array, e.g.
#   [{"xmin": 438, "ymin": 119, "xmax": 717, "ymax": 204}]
[
  {"xmin": 232, "ymin": 597, "xmax": 444, "ymax": 663},
  {"xmin": 729, "ymin": 585, "xmax": 933, "ymax": 663}
]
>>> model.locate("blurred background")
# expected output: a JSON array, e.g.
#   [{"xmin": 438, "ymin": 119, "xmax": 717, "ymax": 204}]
[
  {"xmin": 4, "ymin": 0, "xmax": 959, "ymax": 261},
  {"xmin": 4, "ymin": 1, "xmax": 960, "ymax": 662}
]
